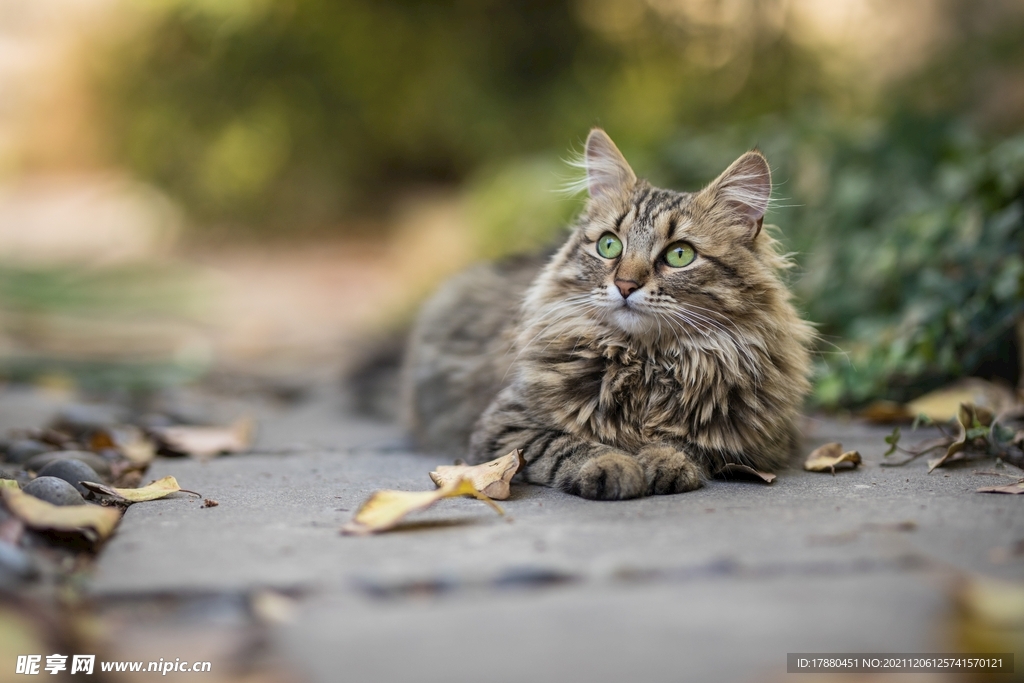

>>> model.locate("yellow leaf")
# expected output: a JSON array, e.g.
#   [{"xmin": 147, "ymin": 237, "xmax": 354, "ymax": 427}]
[
  {"xmin": 429, "ymin": 449, "xmax": 524, "ymax": 499},
  {"xmin": 81, "ymin": 476, "xmax": 188, "ymax": 503},
  {"xmin": 804, "ymin": 442, "xmax": 862, "ymax": 475},
  {"xmin": 714, "ymin": 463, "xmax": 777, "ymax": 483},
  {"xmin": 907, "ymin": 379, "xmax": 1015, "ymax": 423},
  {"xmin": 928, "ymin": 402, "xmax": 994, "ymax": 472},
  {"xmin": 0, "ymin": 479, "xmax": 19, "ymax": 490},
  {"xmin": 1, "ymin": 487, "xmax": 121, "ymax": 541},
  {"xmin": 342, "ymin": 478, "xmax": 503, "ymax": 536}
]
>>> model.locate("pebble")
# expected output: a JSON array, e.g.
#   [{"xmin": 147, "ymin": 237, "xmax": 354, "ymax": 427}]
[
  {"xmin": 3, "ymin": 439, "xmax": 53, "ymax": 465},
  {"xmin": 36, "ymin": 459, "xmax": 102, "ymax": 497},
  {"xmin": 22, "ymin": 476, "xmax": 87, "ymax": 506},
  {"xmin": 50, "ymin": 403, "xmax": 126, "ymax": 437},
  {"xmin": 25, "ymin": 451, "xmax": 112, "ymax": 478}
]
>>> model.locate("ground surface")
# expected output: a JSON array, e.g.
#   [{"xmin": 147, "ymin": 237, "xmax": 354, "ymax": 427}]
[{"xmin": 3, "ymin": 381, "xmax": 1015, "ymax": 683}]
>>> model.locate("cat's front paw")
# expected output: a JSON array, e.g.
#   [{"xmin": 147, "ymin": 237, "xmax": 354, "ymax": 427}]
[
  {"xmin": 570, "ymin": 451, "xmax": 646, "ymax": 500},
  {"xmin": 636, "ymin": 444, "xmax": 704, "ymax": 495}
]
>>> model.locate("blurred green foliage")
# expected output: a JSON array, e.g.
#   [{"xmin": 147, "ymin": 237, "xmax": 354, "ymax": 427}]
[
  {"xmin": 95, "ymin": 0, "xmax": 1024, "ymax": 405},
  {"xmin": 100, "ymin": 0, "xmax": 830, "ymax": 231}
]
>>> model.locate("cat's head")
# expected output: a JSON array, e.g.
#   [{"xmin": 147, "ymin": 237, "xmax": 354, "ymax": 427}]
[{"xmin": 527, "ymin": 128, "xmax": 789, "ymax": 344}]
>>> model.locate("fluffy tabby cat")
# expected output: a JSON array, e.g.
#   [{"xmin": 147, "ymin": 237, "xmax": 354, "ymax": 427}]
[{"xmin": 402, "ymin": 128, "xmax": 813, "ymax": 500}]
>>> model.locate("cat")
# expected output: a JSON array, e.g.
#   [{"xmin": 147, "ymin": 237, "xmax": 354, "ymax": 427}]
[{"xmin": 401, "ymin": 128, "xmax": 813, "ymax": 499}]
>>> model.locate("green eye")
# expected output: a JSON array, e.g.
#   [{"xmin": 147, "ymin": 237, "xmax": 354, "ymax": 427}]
[
  {"xmin": 596, "ymin": 233, "xmax": 623, "ymax": 259},
  {"xmin": 664, "ymin": 242, "xmax": 696, "ymax": 268}
]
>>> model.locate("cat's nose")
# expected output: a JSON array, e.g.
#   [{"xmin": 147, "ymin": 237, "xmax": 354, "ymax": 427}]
[{"xmin": 615, "ymin": 279, "xmax": 640, "ymax": 299}]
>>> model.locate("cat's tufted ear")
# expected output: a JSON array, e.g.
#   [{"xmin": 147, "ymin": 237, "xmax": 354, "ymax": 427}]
[
  {"xmin": 584, "ymin": 128, "xmax": 636, "ymax": 202},
  {"xmin": 703, "ymin": 150, "xmax": 772, "ymax": 240}
]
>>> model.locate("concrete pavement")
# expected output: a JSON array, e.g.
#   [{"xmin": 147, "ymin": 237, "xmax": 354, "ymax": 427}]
[{"xmin": 83, "ymin": 387, "xmax": 1023, "ymax": 683}]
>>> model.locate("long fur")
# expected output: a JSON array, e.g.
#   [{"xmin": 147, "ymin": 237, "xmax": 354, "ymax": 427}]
[{"xmin": 402, "ymin": 130, "xmax": 813, "ymax": 500}]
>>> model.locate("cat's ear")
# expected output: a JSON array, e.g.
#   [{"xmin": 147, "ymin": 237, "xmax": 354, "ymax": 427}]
[
  {"xmin": 584, "ymin": 128, "xmax": 636, "ymax": 201},
  {"xmin": 703, "ymin": 150, "xmax": 772, "ymax": 239}
]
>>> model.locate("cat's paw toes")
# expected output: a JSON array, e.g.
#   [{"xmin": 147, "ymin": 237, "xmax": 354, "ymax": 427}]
[
  {"xmin": 572, "ymin": 452, "xmax": 645, "ymax": 500},
  {"xmin": 636, "ymin": 444, "xmax": 703, "ymax": 495}
]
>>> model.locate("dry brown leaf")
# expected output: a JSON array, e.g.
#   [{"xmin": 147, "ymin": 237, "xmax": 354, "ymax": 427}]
[
  {"xmin": 342, "ymin": 478, "xmax": 503, "ymax": 536},
  {"xmin": 91, "ymin": 426, "xmax": 157, "ymax": 467},
  {"xmin": 928, "ymin": 403, "xmax": 994, "ymax": 472},
  {"xmin": 714, "ymin": 463, "xmax": 777, "ymax": 483},
  {"xmin": 429, "ymin": 449, "xmax": 524, "ymax": 499},
  {"xmin": 150, "ymin": 418, "xmax": 254, "ymax": 460},
  {"xmin": 906, "ymin": 379, "xmax": 1016, "ymax": 423},
  {"xmin": 80, "ymin": 476, "xmax": 194, "ymax": 503},
  {"xmin": 804, "ymin": 442, "xmax": 862, "ymax": 475},
  {"xmin": 860, "ymin": 400, "xmax": 912, "ymax": 423},
  {"xmin": 977, "ymin": 481, "xmax": 1024, "ymax": 495},
  {"xmin": 1, "ymin": 486, "xmax": 121, "ymax": 541}
]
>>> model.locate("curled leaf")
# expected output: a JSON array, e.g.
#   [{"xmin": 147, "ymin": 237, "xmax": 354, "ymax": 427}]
[
  {"xmin": 714, "ymin": 463, "xmax": 776, "ymax": 483},
  {"xmin": 1, "ymin": 486, "xmax": 121, "ymax": 541},
  {"xmin": 429, "ymin": 449, "xmax": 524, "ymax": 499},
  {"xmin": 150, "ymin": 418, "xmax": 255, "ymax": 460},
  {"xmin": 804, "ymin": 442, "xmax": 862, "ymax": 475},
  {"xmin": 342, "ymin": 478, "xmax": 503, "ymax": 536},
  {"xmin": 928, "ymin": 403, "xmax": 994, "ymax": 473},
  {"xmin": 80, "ymin": 476, "xmax": 195, "ymax": 503}
]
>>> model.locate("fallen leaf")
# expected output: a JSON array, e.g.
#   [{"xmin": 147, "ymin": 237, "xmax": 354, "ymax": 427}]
[
  {"xmin": 906, "ymin": 379, "xmax": 1016, "ymax": 423},
  {"xmin": 80, "ymin": 476, "xmax": 195, "ymax": 503},
  {"xmin": 860, "ymin": 400, "xmax": 911, "ymax": 423},
  {"xmin": 950, "ymin": 575, "xmax": 1024, "ymax": 656},
  {"xmin": 804, "ymin": 442, "xmax": 862, "ymax": 474},
  {"xmin": 92, "ymin": 426, "xmax": 156, "ymax": 467},
  {"xmin": 977, "ymin": 481, "xmax": 1024, "ymax": 494},
  {"xmin": 342, "ymin": 478, "xmax": 503, "ymax": 536},
  {"xmin": 429, "ymin": 449, "xmax": 524, "ymax": 499},
  {"xmin": 0, "ymin": 486, "xmax": 121, "ymax": 541},
  {"xmin": 883, "ymin": 426, "xmax": 901, "ymax": 456},
  {"xmin": 928, "ymin": 403, "xmax": 994, "ymax": 472},
  {"xmin": 714, "ymin": 463, "xmax": 776, "ymax": 483},
  {"xmin": 150, "ymin": 418, "xmax": 255, "ymax": 460},
  {"xmin": 0, "ymin": 479, "xmax": 19, "ymax": 490}
]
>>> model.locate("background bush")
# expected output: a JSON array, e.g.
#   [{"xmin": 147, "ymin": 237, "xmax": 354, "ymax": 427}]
[{"xmin": 96, "ymin": 0, "xmax": 1024, "ymax": 405}]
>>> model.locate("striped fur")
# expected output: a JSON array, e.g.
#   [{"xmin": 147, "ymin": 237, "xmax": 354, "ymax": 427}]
[{"xmin": 402, "ymin": 129, "xmax": 813, "ymax": 500}]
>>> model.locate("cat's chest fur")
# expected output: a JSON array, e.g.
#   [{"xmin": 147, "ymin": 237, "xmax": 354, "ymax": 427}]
[{"xmin": 518, "ymin": 334, "xmax": 749, "ymax": 454}]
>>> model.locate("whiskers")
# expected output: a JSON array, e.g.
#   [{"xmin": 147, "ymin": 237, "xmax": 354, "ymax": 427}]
[{"xmin": 646, "ymin": 298, "xmax": 762, "ymax": 383}]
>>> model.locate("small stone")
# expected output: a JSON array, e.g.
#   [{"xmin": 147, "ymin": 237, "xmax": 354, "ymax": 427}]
[
  {"xmin": 21, "ymin": 477, "xmax": 87, "ymax": 506},
  {"xmin": 25, "ymin": 451, "xmax": 112, "ymax": 478},
  {"xmin": 36, "ymin": 460, "xmax": 101, "ymax": 497},
  {"xmin": 4, "ymin": 439, "xmax": 53, "ymax": 465},
  {"xmin": 50, "ymin": 403, "xmax": 126, "ymax": 437}
]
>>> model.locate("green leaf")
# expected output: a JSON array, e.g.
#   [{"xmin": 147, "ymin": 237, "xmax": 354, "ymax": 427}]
[{"xmin": 884, "ymin": 426, "xmax": 901, "ymax": 457}]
